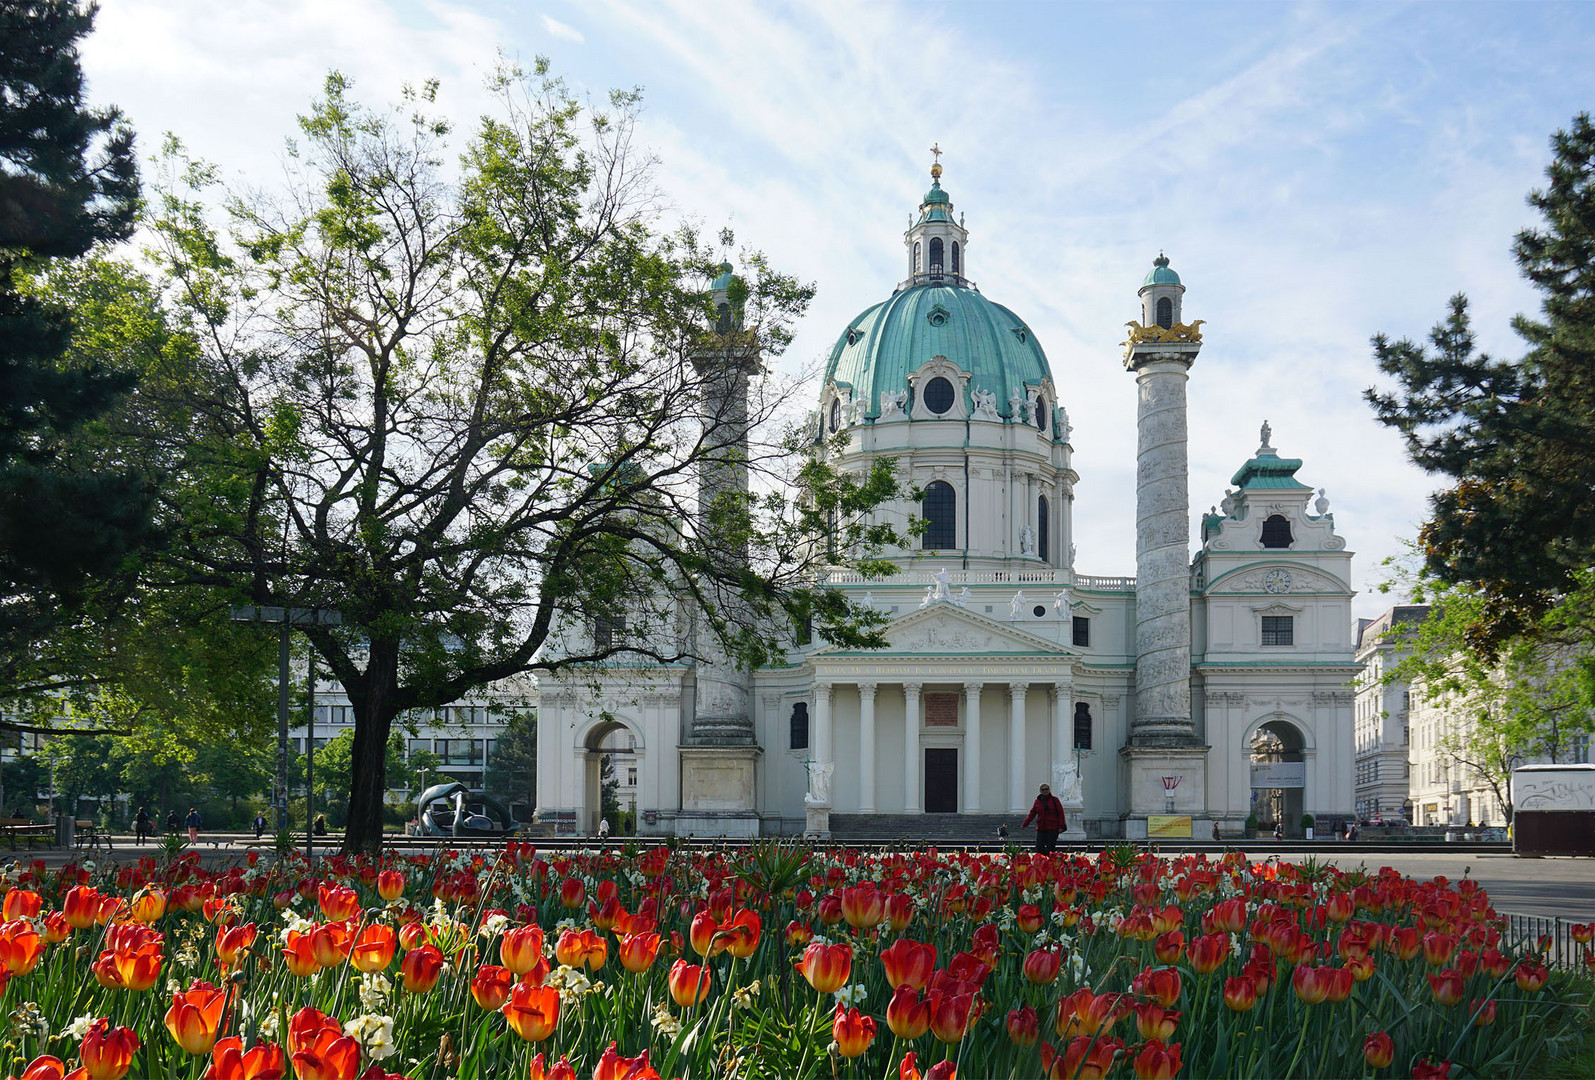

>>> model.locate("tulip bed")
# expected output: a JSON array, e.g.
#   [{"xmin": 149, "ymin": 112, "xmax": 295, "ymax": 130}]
[{"xmin": 0, "ymin": 843, "xmax": 1590, "ymax": 1080}]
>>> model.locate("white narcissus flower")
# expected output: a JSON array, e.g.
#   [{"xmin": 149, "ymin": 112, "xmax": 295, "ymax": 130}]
[
  {"xmin": 344, "ymin": 1014, "xmax": 397, "ymax": 1060},
  {"xmin": 479, "ymin": 913, "xmax": 511, "ymax": 937},
  {"xmin": 831, "ymin": 983, "xmax": 868, "ymax": 1007},
  {"xmin": 64, "ymin": 1014, "xmax": 96, "ymax": 1041}
]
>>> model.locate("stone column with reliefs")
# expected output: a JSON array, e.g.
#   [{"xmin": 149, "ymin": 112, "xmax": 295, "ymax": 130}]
[
  {"xmin": 1052, "ymin": 684, "xmax": 1086, "ymax": 840},
  {"xmin": 804, "ymin": 683, "xmax": 834, "ymax": 838},
  {"xmin": 858, "ymin": 683, "xmax": 878, "ymax": 814},
  {"xmin": 903, "ymin": 683, "xmax": 923, "ymax": 813},
  {"xmin": 964, "ymin": 681, "xmax": 983, "ymax": 813},
  {"xmin": 1008, "ymin": 682, "xmax": 1029, "ymax": 813}
]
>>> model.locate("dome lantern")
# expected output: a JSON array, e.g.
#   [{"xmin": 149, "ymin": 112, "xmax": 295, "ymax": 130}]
[
  {"xmin": 903, "ymin": 144, "xmax": 969, "ymax": 289},
  {"xmin": 1138, "ymin": 252, "xmax": 1186, "ymax": 329}
]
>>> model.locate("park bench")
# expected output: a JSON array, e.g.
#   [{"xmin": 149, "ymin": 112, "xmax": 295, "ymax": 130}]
[
  {"xmin": 74, "ymin": 821, "xmax": 113, "ymax": 854},
  {"xmin": 0, "ymin": 818, "xmax": 54, "ymax": 850}
]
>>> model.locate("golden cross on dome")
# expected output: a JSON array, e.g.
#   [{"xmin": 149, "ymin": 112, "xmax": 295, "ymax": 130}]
[{"xmin": 930, "ymin": 142, "xmax": 943, "ymax": 164}]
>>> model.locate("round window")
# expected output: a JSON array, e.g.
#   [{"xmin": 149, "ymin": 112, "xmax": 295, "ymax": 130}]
[
  {"xmin": 1035, "ymin": 395, "xmax": 1047, "ymax": 430},
  {"xmin": 829, "ymin": 398, "xmax": 841, "ymax": 432},
  {"xmin": 923, "ymin": 376, "xmax": 955, "ymax": 415},
  {"xmin": 1032, "ymin": 605, "xmax": 1047, "ymax": 618}
]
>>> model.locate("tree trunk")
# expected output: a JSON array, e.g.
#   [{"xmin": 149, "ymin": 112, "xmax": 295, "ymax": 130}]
[{"xmin": 343, "ymin": 644, "xmax": 400, "ymax": 854}]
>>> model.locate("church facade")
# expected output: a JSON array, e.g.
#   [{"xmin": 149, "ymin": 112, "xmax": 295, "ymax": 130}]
[{"xmin": 534, "ymin": 165, "xmax": 1358, "ymax": 839}]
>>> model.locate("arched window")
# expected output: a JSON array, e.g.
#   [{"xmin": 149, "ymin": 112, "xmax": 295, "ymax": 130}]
[
  {"xmin": 1156, "ymin": 296, "xmax": 1173, "ymax": 329},
  {"xmin": 829, "ymin": 397, "xmax": 840, "ymax": 433},
  {"xmin": 1260, "ymin": 514, "xmax": 1293, "ymax": 549},
  {"xmin": 1073, "ymin": 702, "xmax": 1093, "ymax": 750},
  {"xmin": 1038, "ymin": 495, "xmax": 1050, "ymax": 563},
  {"xmin": 716, "ymin": 302, "xmax": 731, "ymax": 334},
  {"xmin": 1034, "ymin": 394, "xmax": 1047, "ymax": 430},
  {"xmin": 790, "ymin": 703, "xmax": 809, "ymax": 750},
  {"xmin": 922, "ymin": 480, "xmax": 956, "ymax": 549},
  {"xmin": 951, "ymin": 241, "xmax": 961, "ymax": 275},
  {"xmin": 922, "ymin": 376, "xmax": 955, "ymax": 415},
  {"xmin": 913, "ymin": 242, "xmax": 921, "ymax": 275},
  {"xmin": 929, "ymin": 237, "xmax": 944, "ymax": 277}
]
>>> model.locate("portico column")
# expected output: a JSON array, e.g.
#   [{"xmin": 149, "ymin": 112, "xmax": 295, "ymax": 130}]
[
  {"xmin": 813, "ymin": 682, "xmax": 833, "ymax": 772},
  {"xmin": 903, "ymin": 682, "xmax": 923, "ymax": 813},
  {"xmin": 1009, "ymin": 682, "xmax": 1029, "ymax": 813},
  {"xmin": 1051, "ymin": 684, "xmax": 1070, "ymax": 782},
  {"xmin": 963, "ymin": 681, "xmax": 984, "ymax": 813},
  {"xmin": 858, "ymin": 683, "xmax": 878, "ymax": 813}
]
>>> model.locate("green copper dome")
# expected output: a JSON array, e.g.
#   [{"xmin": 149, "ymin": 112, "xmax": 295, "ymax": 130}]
[
  {"xmin": 710, "ymin": 261, "xmax": 735, "ymax": 291},
  {"xmin": 823, "ymin": 282, "xmax": 1053, "ymax": 424},
  {"xmin": 1142, "ymin": 253, "xmax": 1181, "ymax": 287}
]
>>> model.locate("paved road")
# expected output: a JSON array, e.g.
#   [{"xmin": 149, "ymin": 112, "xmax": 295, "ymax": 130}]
[{"xmin": 1264, "ymin": 850, "xmax": 1595, "ymax": 920}]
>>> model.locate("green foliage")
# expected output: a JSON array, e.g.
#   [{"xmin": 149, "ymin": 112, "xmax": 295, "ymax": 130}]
[
  {"xmin": 734, "ymin": 836, "xmax": 813, "ymax": 897},
  {"xmin": 1367, "ymin": 114, "xmax": 1595, "ymax": 646},
  {"xmin": 482, "ymin": 710, "xmax": 536, "ymax": 812}
]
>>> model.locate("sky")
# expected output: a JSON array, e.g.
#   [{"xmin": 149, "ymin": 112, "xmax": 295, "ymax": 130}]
[{"xmin": 78, "ymin": 0, "xmax": 1595, "ymax": 619}]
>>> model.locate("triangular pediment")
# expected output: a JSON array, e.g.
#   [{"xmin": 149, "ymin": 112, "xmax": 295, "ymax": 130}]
[{"xmin": 814, "ymin": 601, "xmax": 1073, "ymax": 657}]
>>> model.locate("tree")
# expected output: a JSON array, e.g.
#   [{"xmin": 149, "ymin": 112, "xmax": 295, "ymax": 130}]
[
  {"xmin": 599, "ymin": 753, "xmax": 620, "ymax": 832},
  {"xmin": 1367, "ymin": 114, "xmax": 1595, "ymax": 648},
  {"xmin": 483, "ymin": 710, "xmax": 536, "ymax": 814},
  {"xmin": 1387, "ymin": 569, "xmax": 1595, "ymax": 822},
  {"xmin": 0, "ymin": 1, "xmax": 151, "ymax": 678},
  {"xmin": 133, "ymin": 69, "xmax": 905, "ymax": 852},
  {"xmin": 307, "ymin": 728, "xmax": 435, "ymax": 827}
]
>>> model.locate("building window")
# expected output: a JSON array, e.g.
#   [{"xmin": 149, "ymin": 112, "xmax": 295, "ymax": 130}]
[
  {"xmin": 913, "ymin": 242, "xmax": 921, "ymax": 275},
  {"xmin": 1260, "ymin": 514, "xmax": 1293, "ymax": 548},
  {"xmin": 627, "ymin": 767, "xmax": 638, "ymax": 786},
  {"xmin": 929, "ymin": 236, "xmax": 944, "ymax": 277},
  {"xmin": 408, "ymin": 739, "xmax": 431, "ymax": 759},
  {"xmin": 922, "ymin": 376, "xmax": 955, "ymax": 415},
  {"xmin": 1072, "ymin": 616, "xmax": 1091, "ymax": 647},
  {"xmin": 1572, "ymin": 734, "xmax": 1590, "ymax": 763},
  {"xmin": 593, "ymin": 613, "xmax": 624, "ymax": 649},
  {"xmin": 1156, "ymin": 296, "xmax": 1173, "ymax": 329},
  {"xmin": 951, "ymin": 241, "xmax": 960, "ymax": 274},
  {"xmin": 437, "ymin": 739, "xmax": 483, "ymax": 766},
  {"xmin": 1073, "ymin": 703, "xmax": 1092, "ymax": 750},
  {"xmin": 790, "ymin": 703, "xmax": 809, "ymax": 750},
  {"xmin": 716, "ymin": 302, "xmax": 731, "ymax": 334},
  {"xmin": 1261, "ymin": 615, "xmax": 1294, "ymax": 646},
  {"xmin": 922, "ymin": 480, "xmax": 956, "ymax": 549},
  {"xmin": 829, "ymin": 397, "xmax": 840, "ymax": 433},
  {"xmin": 1034, "ymin": 394, "xmax": 1047, "ymax": 430},
  {"xmin": 1037, "ymin": 495, "xmax": 1049, "ymax": 563}
]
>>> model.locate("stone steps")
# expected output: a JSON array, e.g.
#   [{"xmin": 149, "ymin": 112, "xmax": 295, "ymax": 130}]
[{"xmin": 829, "ymin": 813, "xmax": 1018, "ymax": 842}]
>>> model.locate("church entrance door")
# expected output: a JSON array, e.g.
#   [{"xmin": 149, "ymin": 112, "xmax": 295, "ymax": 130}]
[{"xmin": 924, "ymin": 749, "xmax": 958, "ymax": 813}]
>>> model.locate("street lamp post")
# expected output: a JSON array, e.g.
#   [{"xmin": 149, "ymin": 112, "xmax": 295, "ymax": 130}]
[{"xmin": 229, "ymin": 606, "xmax": 342, "ymax": 846}]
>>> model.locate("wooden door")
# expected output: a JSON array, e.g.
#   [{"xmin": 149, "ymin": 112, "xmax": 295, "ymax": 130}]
[{"xmin": 924, "ymin": 749, "xmax": 958, "ymax": 814}]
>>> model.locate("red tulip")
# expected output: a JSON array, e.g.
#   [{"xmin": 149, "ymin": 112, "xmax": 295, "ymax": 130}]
[
  {"xmin": 833, "ymin": 1003, "xmax": 877, "ymax": 1057},
  {"xmin": 1412, "ymin": 1057, "xmax": 1452, "ymax": 1079},
  {"xmin": 1291, "ymin": 964, "xmax": 1331, "ymax": 1004},
  {"xmin": 1363, "ymin": 1030, "xmax": 1394, "ymax": 1068},
  {"xmin": 470, "ymin": 964, "xmax": 515, "ymax": 1010},
  {"xmin": 215, "ymin": 922, "xmax": 257, "ymax": 969},
  {"xmin": 1572, "ymin": 922, "xmax": 1594, "ymax": 945},
  {"xmin": 0, "ymin": 920, "xmax": 46, "ymax": 976},
  {"xmin": 502, "ymin": 982, "xmax": 560, "ymax": 1041},
  {"xmin": 1133, "ymin": 1002, "xmax": 1180, "ymax": 1040},
  {"xmin": 1188, "ymin": 931, "xmax": 1231, "ymax": 974},
  {"xmin": 816, "ymin": 894, "xmax": 844, "ymax": 925},
  {"xmin": 559, "ymin": 877, "xmax": 585, "ymax": 909},
  {"xmin": 1016, "ymin": 903, "xmax": 1044, "ymax": 934},
  {"xmin": 206, "ymin": 1036, "xmax": 285, "ymax": 1080},
  {"xmin": 1324, "ymin": 965, "xmax": 1354, "ymax": 1003},
  {"xmin": 308, "ymin": 921, "xmax": 353, "ymax": 968},
  {"xmin": 16, "ymin": 1056, "xmax": 68, "ymax": 1080},
  {"xmin": 688, "ymin": 911, "xmax": 721, "ymax": 957},
  {"xmin": 1390, "ymin": 926, "xmax": 1421, "ymax": 961},
  {"xmin": 317, "ymin": 884, "xmax": 360, "ymax": 921},
  {"xmin": 400, "ymin": 943, "xmax": 444, "ymax": 992},
  {"xmin": 887, "ymin": 984, "xmax": 932, "ymax": 1039},
  {"xmin": 528, "ymin": 1054, "xmax": 578, "ymax": 1080},
  {"xmin": 785, "ymin": 920, "xmax": 814, "ymax": 947},
  {"xmin": 376, "ymin": 869, "xmax": 406, "ymax": 902},
  {"xmin": 795, "ymin": 941, "xmax": 852, "ymax": 993},
  {"xmin": 500, "ymin": 925, "xmax": 544, "ymax": 974},
  {"xmin": 880, "ymin": 938, "xmax": 936, "ymax": 990},
  {"xmin": 63, "ymin": 886, "xmax": 101, "ymax": 930},
  {"xmin": 618, "ymin": 931, "xmax": 662, "ymax": 973},
  {"xmin": 1042, "ymin": 1035, "xmax": 1122, "ymax": 1080},
  {"xmin": 1153, "ymin": 930, "xmax": 1185, "ymax": 965},
  {"xmin": 1132, "ymin": 966, "xmax": 1181, "ymax": 1007},
  {"xmin": 1132, "ymin": 1038, "xmax": 1182, "ymax": 1080},
  {"xmin": 1222, "ymin": 975, "xmax": 1257, "ymax": 1011},
  {"xmin": 1516, "ymin": 960, "xmax": 1549, "ymax": 992},
  {"xmin": 1208, "ymin": 898, "xmax": 1247, "ymax": 934},
  {"xmin": 927, "ymin": 990, "xmax": 974, "ymax": 1043},
  {"xmin": 1006, "ymin": 1004, "xmax": 1040, "ymax": 1047},
  {"xmin": 1023, "ymin": 947, "xmax": 1063, "ymax": 985},
  {"xmin": 281, "ymin": 932, "xmax": 319, "ymax": 977},
  {"xmin": 668, "ymin": 959, "xmax": 711, "ymax": 1006},
  {"xmin": 840, "ymin": 884, "xmax": 884, "ymax": 928},
  {"xmin": 1427, "ymin": 968, "xmax": 1464, "ymax": 1006},
  {"xmin": 1471, "ymin": 997, "xmax": 1498, "ymax": 1027},
  {"xmin": 884, "ymin": 892, "xmax": 914, "ymax": 931},
  {"xmin": 591, "ymin": 1042, "xmax": 659, "ymax": 1080},
  {"xmin": 723, "ymin": 909, "xmax": 761, "ymax": 959},
  {"xmin": 1422, "ymin": 931, "xmax": 1457, "ymax": 966},
  {"xmin": 81, "ymin": 1019, "xmax": 140, "ymax": 1080}
]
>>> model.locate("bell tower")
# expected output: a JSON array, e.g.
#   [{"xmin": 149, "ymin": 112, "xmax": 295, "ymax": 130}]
[
  {"xmin": 900, "ymin": 145, "xmax": 970, "ymax": 289},
  {"xmin": 1120, "ymin": 254, "xmax": 1209, "ymax": 838}
]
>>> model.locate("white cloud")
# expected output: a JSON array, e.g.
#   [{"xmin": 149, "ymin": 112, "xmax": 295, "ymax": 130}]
[{"xmin": 540, "ymin": 14, "xmax": 584, "ymax": 43}]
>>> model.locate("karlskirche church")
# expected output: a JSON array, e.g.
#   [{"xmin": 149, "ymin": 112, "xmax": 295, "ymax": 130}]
[{"xmin": 534, "ymin": 161, "xmax": 1358, "ymax": 840}]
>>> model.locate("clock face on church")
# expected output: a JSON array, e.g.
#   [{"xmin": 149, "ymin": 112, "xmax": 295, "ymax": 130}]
[{"xmin": 1264, "ymin": 569, "xmax": 1292, "ymax": 594}]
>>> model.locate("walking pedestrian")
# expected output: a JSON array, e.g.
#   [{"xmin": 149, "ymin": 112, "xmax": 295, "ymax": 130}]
[
  {"xmin": 166, "ymin": 809, "xmax": 180, "ymax": 834},
  {"xmin": 1211, "ymin": 820, "xmax": 1221, "ymax": 842},
  {"xmin": 1021, "ymin": 783, "xmax": 1066, "ymax": 855},
  {"xmin": 133, "ymin": 806, "xmax": 150, "ymax": 846},
  {"xmin": 185, "ymin": 807, "xmax": 202, "ymax": 844},
  {"xmin": 597, "ymin": 817, "xmax": 611, "ymax": 841},
  {"xmin": 253, "ymin": 812, "xmax": 268, "ymax": 840}
]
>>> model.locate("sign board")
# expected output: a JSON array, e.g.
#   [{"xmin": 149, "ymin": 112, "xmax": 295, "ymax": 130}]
[
  {"xmin": 924, "ymin": 693, "xmax": 959, "ymax": 727},
  {"xmin": 1148, "ymin": 815, "xmax": 1192, "ymax": 839},
  {"xmin": 1250, "ymin": 762, "xmax": 1305, "ymax": 789},
  {"xmin": 1512, "ymin": 766, "xmax": 1595, "ymax": 812}
]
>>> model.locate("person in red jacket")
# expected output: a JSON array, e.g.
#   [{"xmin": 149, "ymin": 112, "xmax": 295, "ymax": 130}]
[{"xmin": 1022, "ymin": 783, "xmax": 1067, "ymax": 854}]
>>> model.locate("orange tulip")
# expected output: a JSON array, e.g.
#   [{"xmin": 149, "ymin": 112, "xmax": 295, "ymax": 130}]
[
  {"xmin": 400, "ymin": 942, "xmax": 445, "ymax": 992},
  {"xmin": 880, "ymin": 939, "xmax": 936, "ymax": 991},
  {"xmin": 0, "ymin": 920, "xmax": 45, "ymax": 975},
  {"xmin": 471, "ymin": 964, "xmax": 515, "ymax": 1011},
  {"xmin": 317, "ymin": 884, "xmax": 360, "ymax": 921},
  {"xmin": 1132, "ymin": 1038, "xmax": 1182, "ymax": 1080},
  {"xmin": 618, "ymin": 931, "xmax": 662, "ymax": 973},
  {"xmin": 39, "ymin": 910, "xmax": 68, "ymax": 945},
  {"xmin": 206, "ymin": 1036, "xmax": 286, "ymax": 1080},
  {"xmin": 501, "ymin": 925, "xmax": 545, "ymax": 974},
  {"xmin": 723, "ymin": 909, "xmax": 761, "ymax": 959},
  {"xmin": 81, "ymin": 1018, "xmax": 140, "ymax": 1080},
  {"xmin": 668, "ymin": 959, "xmax": 711, "ymax": 1006},
  {"xmin": 833, "ymin": 1003, "xmax": 877, "ymax": 1058},
  {"xmin": 376, "ymin": 870, "xmax": 406, "ymax": 902},
  {"xmin": 503, "ymin": 982, "xmax": 561, "ymax": 1042},
  {"xmin": 528, "ymin": 1054, "xmax": 579, "ymax": 1080},
  {"xmin": 282, "ymin": 932, "xmax": 319, "ymax": 977},
  {"xmin": 350, "ymin": 924, "xmax": 397, "ymax": 973},
  {"xmin": 1364, "ymin": 1031, "xmax": 1395, "ymax": 1069},
  {"xmin": 62, "ymin": 886, "xmax": 101, "ymax": 930},
  {"xmin": 398, "ymin": 921, "xmax": 427, "ymax": 951},
  {"xmin": 591, "ymin": 1042, "xmax": 659, "ymax": 1080},
  {"xmin": 289, "ymin": 1030, "xmax": 361, "ymax": 1080},
  {"xmin": 164, "ymin": 980, "xmax": 228, "ymax": 1054},
  {"xmin": 3, "ymin": 888, "xmax": 41, "ymax": 922},
  {"xmin": 15, "ymin": 1055, "xmax": 67, "ymax": 1080},
  {"xmin": 287, "ymin": 1008, "xmax": 342, "ymax": 1054},
  {"xmin": 795, "ymin": 941, "xmax": 852, "ymax": 993},
  {"xmin": 308, "ymin": 921, "xmax": 354, "ymax": 968},
  {"xmin": 215, "ymin": 923, "xmax": 258, "ymax": 968},
  {"xmin": 840, "ymin": 884, "xmax": 884, "ymax": 928},
  {"xmin": 109, "ymin": 941, "xmax": 163, "ymax": 991},
  {"xmin": 688, "ymin": 911, "xmax": 721, "ymax": 958},
  {"xmin": 553, "ymin": 928, "xmax": 606, "ymax": 971},
  {"xmin": 129, "ymin": 888, "xmax": 167, "ymax": 924},
  {"xmin": 1134, "ymin": 1002, "xmax": 1180, "ymax": 1041}
]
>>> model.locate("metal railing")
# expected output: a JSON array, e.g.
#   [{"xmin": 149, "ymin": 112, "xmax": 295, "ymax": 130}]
[{"xmin": 1498, "ymin": 912, "xmax": 1591, "ymax": 970}]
